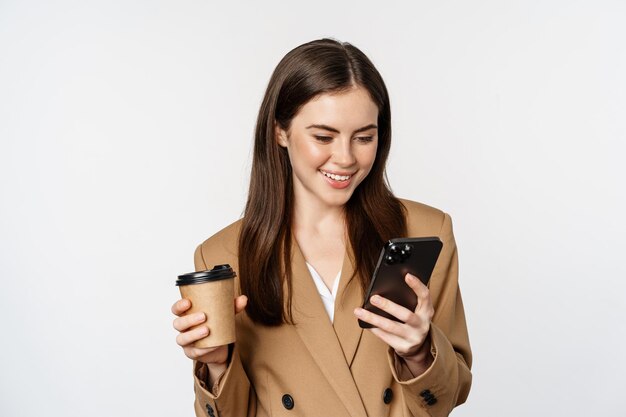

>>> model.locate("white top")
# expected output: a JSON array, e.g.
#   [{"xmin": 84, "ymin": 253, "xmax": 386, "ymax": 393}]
[{"xmin": 305, "ymin": 262, "xmax": 341, "ymax": 323}]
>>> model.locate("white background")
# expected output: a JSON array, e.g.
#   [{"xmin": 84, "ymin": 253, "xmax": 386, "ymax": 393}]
[{"xmin": 1, "ymin": 1, "xmax": 625, "ymax": 416}]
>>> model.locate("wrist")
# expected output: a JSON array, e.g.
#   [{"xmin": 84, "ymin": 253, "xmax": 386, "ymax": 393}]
[
  {"xmin": 396, "ymin": 338, "xmax": 434, "ymax": 378},
  {"xmin": 405, "ymin": 339, "xmax": 431, "ymax": 361},
  {"xmin": 203, "ymin": 344, "xmax": 235, "ymax": 387},
  {"xmin": 207, "ymin": 362, "xmax": 227, "ymax": 386},
  {"xmin": 202, "ymin": 343, "xmax": 235, "ymax": 388}
]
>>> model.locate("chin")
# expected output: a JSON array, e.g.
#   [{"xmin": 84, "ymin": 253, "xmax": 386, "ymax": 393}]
[{"xmin": 324, "ymin": 191, "xmax": 356, "ymax": 208}]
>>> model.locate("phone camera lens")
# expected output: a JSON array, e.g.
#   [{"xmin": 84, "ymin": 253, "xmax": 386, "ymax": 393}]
[
  {"xmin": 385, "ymin": 255, "xmax": 396, "ymax": 265},
  {"xmin": 403, "ymin": 244, "xmax": 413, "ymax": 253},
  {"xmin": 389, "ymin": 244, "xmax": 400, "ymax": 254}
]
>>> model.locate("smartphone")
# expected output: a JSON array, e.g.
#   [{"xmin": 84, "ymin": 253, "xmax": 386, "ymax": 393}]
[{"xmin": 358, "ymin": 237, "xmax": 443, "ymax": 329}]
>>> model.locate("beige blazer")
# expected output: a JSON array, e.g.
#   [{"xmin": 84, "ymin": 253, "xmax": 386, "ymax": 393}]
[{"xmin": 190, "ymin": 199, "xmax": 472, "ymax": 417}]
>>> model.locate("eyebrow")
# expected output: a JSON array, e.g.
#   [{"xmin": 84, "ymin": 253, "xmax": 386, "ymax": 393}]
[{"xmin": 305, "ymin": 124, "xmax": 378, "ymax": 134}]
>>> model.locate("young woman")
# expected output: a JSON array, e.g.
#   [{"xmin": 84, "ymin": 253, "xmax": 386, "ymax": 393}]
[{"xmin": 172, "ymin": 38, "xmax": 472, "ymax": 417}]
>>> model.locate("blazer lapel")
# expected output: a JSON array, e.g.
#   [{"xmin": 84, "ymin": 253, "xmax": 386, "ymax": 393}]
[
  {"xmin": 332, "ymin": 240, "xmax": 365, "ymax": 368},
  {"xmin": 290, "ymin": 241, "xmax": 368, "ymax": 417}
]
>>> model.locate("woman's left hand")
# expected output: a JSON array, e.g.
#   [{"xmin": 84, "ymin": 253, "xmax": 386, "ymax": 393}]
[{"xmin": 354, "ymin": 273, "xmax": 434, "ymax": 374}]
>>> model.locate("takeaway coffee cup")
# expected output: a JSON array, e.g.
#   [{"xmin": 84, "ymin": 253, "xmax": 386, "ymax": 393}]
[{"xmin": 176, "ymin": 264, "xmax": 236, "ymax": 348}]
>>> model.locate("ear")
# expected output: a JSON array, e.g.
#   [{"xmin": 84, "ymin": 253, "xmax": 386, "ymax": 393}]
[{"xmin": 274, "ymin": 122, "xmax": 289, "ymax": 147}]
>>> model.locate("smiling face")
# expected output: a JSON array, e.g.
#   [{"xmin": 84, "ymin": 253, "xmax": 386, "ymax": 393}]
[{"xmin": 276, "ymin": 86, "xmax": 379, "ymax": 211}]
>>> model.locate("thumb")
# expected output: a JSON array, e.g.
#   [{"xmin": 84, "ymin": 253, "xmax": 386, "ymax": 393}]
[
  {"xmin": 405, "ymin": 273, "xmax": 428, "ymax": 296},
  {"xmin": 234, "ymin": 295, "xmax": 248, "ymax": 314},
  {"xmin": 405, "ymin": 273, "xmax": 431, "ymax": 311}
]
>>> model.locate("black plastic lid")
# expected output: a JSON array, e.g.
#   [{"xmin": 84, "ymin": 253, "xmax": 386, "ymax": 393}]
[{"xmin": 176, "ymin": 264, "xmax": 236, "ymax": 286}]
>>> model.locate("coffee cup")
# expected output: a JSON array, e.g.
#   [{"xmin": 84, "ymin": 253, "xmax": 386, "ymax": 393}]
[{"xmin": 176, "ymin": 264, "xmax": 236, "ymax": 348}]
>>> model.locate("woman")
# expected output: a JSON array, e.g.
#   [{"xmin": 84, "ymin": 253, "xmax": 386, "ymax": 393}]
[{"xmin": 172, "ymin": 38, "xmax": 472, "ymax": 417}]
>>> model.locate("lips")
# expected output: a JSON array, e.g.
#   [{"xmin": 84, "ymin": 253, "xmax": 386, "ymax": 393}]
[{"xmin": 319, "ymin": 169, "xmax": 354, "ymax": 189}]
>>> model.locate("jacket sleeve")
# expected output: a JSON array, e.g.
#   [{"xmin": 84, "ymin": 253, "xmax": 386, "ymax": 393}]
[
  {"xmin": 386, "ymin": 212, "xmax": 472, "ymax": 416},
  {"xmin": 191, "ymin": 245, "xmax": 256, "ymax": 417}
]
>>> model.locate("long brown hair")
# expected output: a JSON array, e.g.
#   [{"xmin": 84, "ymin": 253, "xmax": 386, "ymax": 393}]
[{"xmin": 239, "ymin": 38, "xmax": 406, "ymax": 326}]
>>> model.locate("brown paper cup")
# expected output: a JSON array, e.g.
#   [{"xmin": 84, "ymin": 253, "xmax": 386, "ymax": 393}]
[{"xmin": 177, "ymin": 265, "xmax": 236, "ymax": 348}]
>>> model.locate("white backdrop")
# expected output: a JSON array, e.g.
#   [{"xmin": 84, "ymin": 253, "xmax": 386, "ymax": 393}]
[{"xmin": 1, "ymin": 1, "xmax": 625, "ymax": 416}]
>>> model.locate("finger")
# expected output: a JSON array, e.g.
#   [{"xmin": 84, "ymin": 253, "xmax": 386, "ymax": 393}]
[
  {"xmin": 405, "ymin": 273, "xmax": 427, "ymax": 293},
  {"xmin": 171, "ymin": 298, "xmax": 191, "ymax": 316},
  {"xmin": 369, "ymin": 294, "xmax": 414, "ymax": 324},
  {"xmin": 370, "ymin": 324, "xmax": 431, "ymax": 357},
  {"xmin": 235, "ymin": 295, "xmax": 248, "ymax": 314},
  {"xmin": 369, "ymin": 327, "xmax": 412, "ymax": 352},
  {"xmin": 173, "ymin": 312, "xmax": 206, "ymax": 332},
  {"xmin": 176, "ymin": 325, "xmax": 210, "ymax": 347},
  {"xmin": 405, "ymin": 274, "xmax": 432, "ymax": 310},
  {"xmin": 184, "ymin": 345, "xmax": 217, "ymax": 360},
  {"xmin": 354, "ymin": 307, "xmax": 403, "ymax": 335}
]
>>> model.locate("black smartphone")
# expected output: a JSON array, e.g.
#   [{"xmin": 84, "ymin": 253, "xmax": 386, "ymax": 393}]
[{"xmin": 358, "ymin": 237, "xmax": 443, "ymax": 329}]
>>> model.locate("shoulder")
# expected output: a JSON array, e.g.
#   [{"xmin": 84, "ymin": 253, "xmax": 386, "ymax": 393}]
[
  {"xmin": 398, "ymin": 198, "xmax": 451, "ymax": 237},
  {"xmin": 194, "ymin": 219, "xmax": 242, "ymax": 271}
]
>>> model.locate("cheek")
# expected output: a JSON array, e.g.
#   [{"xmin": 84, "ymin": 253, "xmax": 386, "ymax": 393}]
[
  {"xmin": 358, "ymin": 145, "xmax": 378, "ymax": 170},
  {"xmin": 293, "ymin": 142, "xmax": 327, "ymax": 165}
]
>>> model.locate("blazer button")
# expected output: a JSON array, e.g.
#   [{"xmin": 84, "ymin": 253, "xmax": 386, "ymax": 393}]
[
  {"xmin": 205, "ymin": 403, "xmax": 216, "ymax": 417},
  {"xmin": 426, "ymin": 397, "xmax": 438, "ymax": 406},
  {"xmin": 419, "ymin": 389, "xmax": 432, "ymax": 398},
  {"xmin": 282, "ymin": 394, "xmax": 295, "ymax": 410},
  {"xmin": 383, "ymin": 388, "xmax": 393, "ymax": 404}
]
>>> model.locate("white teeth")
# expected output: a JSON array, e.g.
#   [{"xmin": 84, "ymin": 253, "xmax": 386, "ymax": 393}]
[{"xmin": 321, "ymin": 170, "xmax": 351, "ymax": 181}]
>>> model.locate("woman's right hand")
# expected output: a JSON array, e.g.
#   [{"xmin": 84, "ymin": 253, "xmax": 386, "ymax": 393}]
[{"xmin": 171, "ymin": 295, "xmax": 248, "ymax": 366}]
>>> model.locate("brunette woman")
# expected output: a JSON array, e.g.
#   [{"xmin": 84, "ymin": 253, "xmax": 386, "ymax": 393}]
[{"xmin": 172, "ymin": 38, "xmax": 472, "ymax": 417}]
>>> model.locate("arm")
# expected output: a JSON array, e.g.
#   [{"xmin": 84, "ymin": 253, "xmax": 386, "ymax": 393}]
[
  {"xmin": 355, "ymin": 212, "xmax": 472, "ymax": 416},
  {"xmin": 191, "ymin": 244, "xmax": 256, "ymax": 417},
  {"xmin": 387, "ymin": 213, "xmax": 472, "ymax": 415},
  {"xmin": 192, "ymin": 344, "xmax": 256, "ymax": 417},
  {"xmin": 171, "ymin": 244, "xmax": 255, "ymax": 417}
]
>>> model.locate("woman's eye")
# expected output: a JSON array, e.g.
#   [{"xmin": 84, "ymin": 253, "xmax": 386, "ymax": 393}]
[
  {"xmin": 355, "ymin": 136, "xmax": 374, "ymax": 143},
  {"xmin": 314, "ymin": 136, "xmax": 333, "ymax": 143}
]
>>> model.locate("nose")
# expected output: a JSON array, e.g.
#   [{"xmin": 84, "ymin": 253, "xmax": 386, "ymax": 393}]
[{"xmin": 332, "ymin": 137, "xmax": 356, "ymax": 167}]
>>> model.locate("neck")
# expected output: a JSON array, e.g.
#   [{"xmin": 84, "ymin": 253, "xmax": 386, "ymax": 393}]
[{"xmin": 292, "ymin": 199, "xmax": 346, "ymax": 238}]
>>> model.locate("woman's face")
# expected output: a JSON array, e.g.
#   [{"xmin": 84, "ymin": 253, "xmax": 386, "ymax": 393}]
[{"xmin": 276, "ymin": 86, "xmax": 379, "ymax": 210}]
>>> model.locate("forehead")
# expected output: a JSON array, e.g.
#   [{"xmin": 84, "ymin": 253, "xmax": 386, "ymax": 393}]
[{"xmin": 293, "ymin": 87, "xmax": 379, "ymax": 127}]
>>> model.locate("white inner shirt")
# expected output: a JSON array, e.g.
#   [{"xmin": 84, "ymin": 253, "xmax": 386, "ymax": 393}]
[{"xmin": 305, "ymin": 262, "xmax": 341, "ymax": 323}]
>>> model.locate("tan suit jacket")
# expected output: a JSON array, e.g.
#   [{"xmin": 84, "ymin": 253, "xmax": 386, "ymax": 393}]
[{"xmin": 190, "ymin": 199, "xmax": 472, "ymax": 417}]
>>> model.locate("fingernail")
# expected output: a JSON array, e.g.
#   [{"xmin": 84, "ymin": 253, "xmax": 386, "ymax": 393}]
[
  {"xmin": 371, "ymin": 295, "xmax": 381, "ymax": 304},
  {"xmin": 199, "ymin": 326, "xmax": 209, "ymax": 336},
  {"xmin": 354, "ymin": 308, "xmax": 362, "ymax": 316},
  {"xmin": 195, "ymin": 313, "xmax": 205, "ymax": 321}
]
